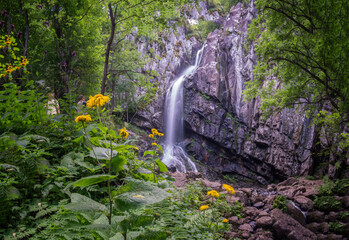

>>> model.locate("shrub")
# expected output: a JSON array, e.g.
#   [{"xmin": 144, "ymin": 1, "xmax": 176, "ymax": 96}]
[
  {"xmin": 333, "ymin": 178, "xmax": 349, "ymax": 195},
  {"xmin": 272, "ymin": 195, "xmax": 288, "ymax": 212},
  {"xmin": 314, "ymin": 196, "xmax": 341, "ymax": 212},
  {"xmin": 329, "ymin": 222, "xmax": 345, "ymax": 234}
]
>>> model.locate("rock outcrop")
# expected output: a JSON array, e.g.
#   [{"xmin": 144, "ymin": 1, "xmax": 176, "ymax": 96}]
[{"xmin": 133, "ymin": 1, "xmax": 316, "ymax": 182}]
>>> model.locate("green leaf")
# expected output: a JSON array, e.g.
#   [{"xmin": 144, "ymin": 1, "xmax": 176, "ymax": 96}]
[
  {"xmin": 75, "ymin": 161, "xmax": 103, "ymax": 173},
  {"xmin": 155, "ymin": 159, "xmax": 168, "ymax": 172},
  {"xmin": 109, "ymin": 232, "xmax": 124, "ymax": 240},
  {"xmin": 111, "ymin": 155, "xmax": 127, "ymax": 173},
  {"xmin": 61, "ymin": 152, "xmax": 84, "ymax": 168},
  {"xmin": 90, "ymin": 147, "xmax": 117, "ymax": 160},
  {"xmin": 72, "ymin": 174, "xmax": 116, "ymax": 187},
  {"xmin": 114, "ymin": 179, "xmax": 170, "ymax": 211},
  {"xmin": 65, "ymin": 193, "xmax": 108, "ymax": 212},
  {"xmin": 143, "ymin": 150, "xmax": 155, "ymax": 157}
]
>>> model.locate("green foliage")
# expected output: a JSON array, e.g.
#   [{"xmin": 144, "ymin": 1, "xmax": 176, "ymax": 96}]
[
  {"xmin": 329, "ymin": 222, "xmax": 345, "ymax": 234},
  {"xmin": 186, "ymin": 20, "xmax": 220, "ymax": 42},
  {"xmin": 207, "ymin": 0, "xmax": 243, "ymax": 15},
  {"xmin": 314, "ymin": 196, "xmax": 341, "ymax": 212},
  {"xmin": 338, "ymin": 212, "xmax": 349, "ymax": 220},
  {"xmin": 318, "ymin": 177, "xmax": 349, "ymax": 196},
  {"xmin": 272, "ymin": 195, "xmax": 288, "ymax": 212},
  {"xmin": 333, "ymin": 178, "xmax": 349, "ymax": 196},
  {"xmin": 318, "ymin": 175, "xmax": 336, "ymax": 196},
  {"xmin": 245, "ymin": 0, "xmax": 349, "ymax": 146}
]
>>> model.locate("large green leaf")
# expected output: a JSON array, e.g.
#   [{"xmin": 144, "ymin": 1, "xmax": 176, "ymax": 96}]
[
  {"xmin": 72, "ymin": 174, "xmax": 116, "ymax": 187},
  {"xmin": 65, "ymin": 193, "xmax": 108, "ymax": 213},
  {"xmin": 155, "ymin": 159, "xmax": 168, "ymax": 173},
  {"xmin": 61, "ymin": 152, "xmax": 84, "ymax": 168},
  {"xmin": 109, "ymin": 232, "xmax": 124, "ymax": 240},
  {"xmin": 114, "ymin": 179, "xmax": 170, "ymax": 211},
  {"xmin": 111, "ymin": 155, "xmax": 127, "ymax": 173},
  {"xmin": 90, "ymin": 147, "xmax": 117, "ymax": 160}
]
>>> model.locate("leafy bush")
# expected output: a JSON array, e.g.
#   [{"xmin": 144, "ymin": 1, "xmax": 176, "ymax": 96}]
[
  {"xmin": 314, "ymin": 196, "xmax": 341, "ymax": 212},
  {"xmin": 329, "ymin": 222, "xmax": 345, "ymax": 234},
  {"xmin": 333, "ymin": 178, "xmax": 349, "ymax": 195},
  {"xmin": 318, "ymin": 176, "xmax": 336, "ymax": 196},
  {"xmin": 272, "ymin": 195, "xmax": 288, "ymax": 212}
]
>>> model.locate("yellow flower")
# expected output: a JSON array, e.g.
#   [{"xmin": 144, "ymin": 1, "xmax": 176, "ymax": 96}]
[
  {"xmin": 119, "ymin": 127, "xmax": 129, "ymax": 139},
  {"xmin": 222, "ymin": 218, "xmax": 229, "ymax": 223},
  {"xmin": 158, "ymin": 132, "xmax": 164, "ymax": 136},
  {"xmin": 151, "ymin": 128, "xmax": 158, "ymax": 134},
  {"xmin": 0, "ymin": 46, "xmax": 5, "ymax": 49},
  {"xmin": 86, "ymin": 94, "xmax": 111, "ymax": 108},
  {"xmin": 149, "ymin": 134, "xmax": 154, "ymax": 138},
  {"xmin": 75, "ymin": 114, "xmax": 92, "ymax": 123},
  {"xmin": 5, "ymin": 65, "xmax": 14, "ymax": 74},
  {"xmin": 152, "ymin": 142, "xmax": 157, "ymax": 146},
  {"xmin": 222, "ymin": 184, "xmax": 235, "ymax": 195},
  {"xmin": 5, "ymin": 40, "xmax": 11, "ymax": 46},
  {"xmin": 0, "ymin": 74, "xmax": 5, "ymax": 78},
  {"xmin": 207, "ymin": 190, "xmax": 220, "ymax": 198},
  {"xmin": 199, "ymin": 205, "xmax": 209, "ymax": 211}
]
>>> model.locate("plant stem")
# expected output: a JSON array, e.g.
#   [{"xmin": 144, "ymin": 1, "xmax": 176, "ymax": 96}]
[
  {"xmin": 82, "ymin": 123, "xmax": 105, "ymax": 173},
  {"xmin": 108, "ymin": 137, "xmax": 113, "ymax": 225}
]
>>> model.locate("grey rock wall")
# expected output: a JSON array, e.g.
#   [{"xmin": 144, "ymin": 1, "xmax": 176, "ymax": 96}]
[{"xmin": 132, "ymin": 1, "xmax": 316, "ymax": 183}]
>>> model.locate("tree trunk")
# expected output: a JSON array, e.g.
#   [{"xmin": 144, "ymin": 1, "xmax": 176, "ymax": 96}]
[{"xmin": 101, "ymin": 4, "xmax": 117, "ymax": 95}]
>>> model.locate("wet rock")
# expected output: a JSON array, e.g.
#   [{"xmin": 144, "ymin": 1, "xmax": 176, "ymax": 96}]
[
  {"xmin": 306, "ymin": 222, "xmax": 320, "ymax": 232},
  {"xmin": 271, "ymin": 209, "xmax": 316, "ymax": 240},
  {"xmin": 201, "ymin": 179, "xmax": 221, "ymax": 189},
  {"xmin": 328, "ymin": 211, "xmax": 338, "ymax": 222},
  {"xmin": 294, "ymin": 196, "xmax": 313, "ymax": 211},
  {"xmin": 253, "ymin": 201, "xmax": 265, "ymax": 208},
  {"xmin": 286, "ymin": 202, "xmax": 306, "ymax": 225},
  {"xmin": 255, "ymin": 216, "xmax": 273, "ymax": 228},
  {"xmin": 326, "ymin": 234, "xmax": 344, "ymax": 240},
  {"xmin": 307, "ymin": 211, "xmax": 325, "ymax": 223},
  {"xmin": 228, "ymin": 216, "xmax": 239, "ymax": 225},
  {"xmin": 239, "ymin": 223, "xmax": 253, "ymax": 232},
  {"xmin": 172, "ymin": 172, "xmax": 187, "ymax": 187}
]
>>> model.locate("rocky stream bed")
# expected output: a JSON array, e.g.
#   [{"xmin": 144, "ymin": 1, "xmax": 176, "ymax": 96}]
[{"xmin": 172, "ymin": 172, "xmax": 349, "ymax": 240}]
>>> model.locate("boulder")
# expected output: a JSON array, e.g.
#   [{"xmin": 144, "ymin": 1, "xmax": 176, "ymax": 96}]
[
  {"xmin": 271, "ymin": 209, "xmax": 317, "ymax": 240},
  {"xmin": 255, "ymin": 216, "xmax": 273, "ymax": 228},
  {"xmin": 294, "ymin": 196, "xmax": 313, "ymax": 211}
]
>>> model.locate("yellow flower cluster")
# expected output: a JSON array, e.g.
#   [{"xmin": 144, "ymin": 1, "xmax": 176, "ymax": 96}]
[
  {"xmin": 75, "ymin": 114, "xmax": 92, "ymax": 123},
  {"xmin": 5, "ymin": 37, "xmax": 11, "ymax": 46},
  {"xmin": 207, "ymin": 190, "xmax": 220, "ymax": 198},
  {"xmin": 222, "ymin": 218, "xmax": 229, "ymax": 223},
  {"xmin": 149, "ymin": 128, "xmax": 164, "ymax": 138},
  {"xmin": 86, "ymin": 94, "xmax": 111, "ymax": 108},
  {"xmin": 5, "ymin": 65, "xmax": 14, "ymax": 74},
  {"xmin": 20, "ymin": 58, "xmax": 28, "ymax": 67},
  {"xmin": 0, "ymin": 45, "xmax": 5, "ymax": 49},
  {"xmin": 222, "ymin": 184, "xmax": 235, "ymax": 195},
  {"xmin": 119, "ymin": 127, "xmax": 129, "ymax": 139},
  {"xmin": 199, "ymin": 205, "xmax": 209, "ymax": 211}
]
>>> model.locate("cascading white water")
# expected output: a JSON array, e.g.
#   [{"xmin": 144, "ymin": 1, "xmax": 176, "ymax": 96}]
[{"xmin": 162, "ymin": 46, "xmax": 205, "ymax": 172}]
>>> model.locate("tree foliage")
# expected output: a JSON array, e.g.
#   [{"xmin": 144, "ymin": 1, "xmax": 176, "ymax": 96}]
[{"xmin": 245, "ymin": 0, "xmax": 349, "ymax": 129}]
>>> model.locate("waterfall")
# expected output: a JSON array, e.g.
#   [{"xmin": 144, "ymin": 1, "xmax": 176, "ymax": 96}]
[{"xmin": 162, "ymin": 45, "xmax": 205, "ymax": 172}]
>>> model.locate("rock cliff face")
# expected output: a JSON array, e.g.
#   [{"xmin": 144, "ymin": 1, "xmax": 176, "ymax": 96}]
[{"xmin": 133, "ymin": 1, "xmax": 316, "ymax": 183}]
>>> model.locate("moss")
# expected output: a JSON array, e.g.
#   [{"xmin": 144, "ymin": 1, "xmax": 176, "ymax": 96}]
[{"xmin": 272, "ymin": 195, "xmax": 288, "ymax": 212}]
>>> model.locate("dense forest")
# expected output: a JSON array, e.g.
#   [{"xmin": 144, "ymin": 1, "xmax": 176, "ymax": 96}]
[{"xmin": 0, "ymin": 0, "xmax": 348, "ymax": 239}]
